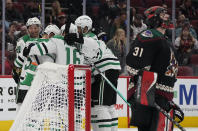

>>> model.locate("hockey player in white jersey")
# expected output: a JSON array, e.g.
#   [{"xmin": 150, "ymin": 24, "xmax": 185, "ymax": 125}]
[
  {"xmin": 12, "ymin": 17, "xmax": 55, "ymax": 110},
  {"xmin": 42, "ymin": 24, "xmax": 61, "ymax": 39},
  {"xmin": 75, "ymin": 15, "xmax": 121, "ymax": 131},
  {"xmin": 22, "ymin": 23, "xmax": 87, "ymax": 65},
  {"xmin": 22, "ymin": 22, "xmax": 100, "ymax": 131}
]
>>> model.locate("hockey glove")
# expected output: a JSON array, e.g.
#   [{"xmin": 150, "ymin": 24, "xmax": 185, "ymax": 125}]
[
  {"xmin": 12, "ymin": 66, "xmax": 22, "ymax": 84},
  {"xmin": 64, "ymin": 33, "xmax": 84, "ymax": 45},
  {"xmin": 23, "ymin": 43, "xmax": 35, "ymax": 57},
  {"xmin": 169, "ymin": 101, "xmax": 184, "ymax": 123}
]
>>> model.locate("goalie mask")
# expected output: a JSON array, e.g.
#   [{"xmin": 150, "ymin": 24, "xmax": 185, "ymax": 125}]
[
  {"xmin": 144, "ymin": 6, "xmax": 173, "ymax": 29},
  {"xmin": 75, "ymin": 15, "xmax": 92, "ymax": 34}
]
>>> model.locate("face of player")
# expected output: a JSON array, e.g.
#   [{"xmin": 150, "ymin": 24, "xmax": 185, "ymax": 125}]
[
  {"xmin": 28, "ymin": 25, "xmax": 40, "ymax": 38},
  {"xmin": 77, "ymin": 26, "xmax": 88, "ymax": 34},
  {"xmin": 160, "ymin": 10, "xmax": 170, "ymax": 21}
]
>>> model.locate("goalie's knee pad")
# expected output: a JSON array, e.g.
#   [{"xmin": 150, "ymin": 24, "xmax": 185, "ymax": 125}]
[
  {"xmin": 91, "ymin": 106, "xmax": 111, "ymax": 131},
  {"xmin": 108, "ymin": 105, "xmax": 118, "ymax": 131}
]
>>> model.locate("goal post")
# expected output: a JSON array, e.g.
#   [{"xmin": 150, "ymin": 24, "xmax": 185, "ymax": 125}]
[{"xmin": 10, "ymin": 62, "xmax": 91, "ymax": 131}]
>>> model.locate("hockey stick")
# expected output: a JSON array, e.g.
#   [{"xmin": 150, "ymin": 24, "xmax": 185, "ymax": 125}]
[
  {"xmin": 92, "ymin": 62, "xmax": 186, "ymax": 131},
  {"xmin": 90, "ymin": 63, "xmax": 131, "ymax": 107},
  {"xmin": 154, "ymin": 103, "xmax": 186, "ymax": 131}
]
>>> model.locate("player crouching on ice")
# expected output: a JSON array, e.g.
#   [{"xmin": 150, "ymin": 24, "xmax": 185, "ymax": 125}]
[{"xmin": 126, "ymin": 6, "xmax": 184, "ymax": 131}]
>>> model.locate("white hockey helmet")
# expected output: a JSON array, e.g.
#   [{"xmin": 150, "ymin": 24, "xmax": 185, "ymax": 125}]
[
  {"xmin": 44, "ymin": 24, "xmax": 61, "ymax": 35},
  {"xmin": 75, "ymin": 15, "xmax": 92, "ymax": 31},
  {"xmin": 81, "ymin": 37, "xmax": 101, "ymax": 64},
  {"xmin": 26, "ymin": 17, "xmax": 41, "ymax": 27},
  {"xmin": 60, "ymin": 23, "xmax": 78, "ymax": 34}
]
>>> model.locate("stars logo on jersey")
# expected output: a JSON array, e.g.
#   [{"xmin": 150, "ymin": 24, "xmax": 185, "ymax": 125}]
[{"xmin": 141, "ymin": 30, "xmax": 153, "ymax": 37}]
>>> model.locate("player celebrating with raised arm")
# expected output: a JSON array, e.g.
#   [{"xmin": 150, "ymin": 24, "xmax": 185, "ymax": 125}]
[
  {"xmin": 75, "ymin": 15, "xmax": 121, "ymax": 131},
  {"xmin": 126, "ymin": 6, "xmax": 184, "ymax": 131}
]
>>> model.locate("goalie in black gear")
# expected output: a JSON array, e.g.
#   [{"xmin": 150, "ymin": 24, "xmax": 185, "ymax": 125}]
[{"xmin": 126, "ymin": 6, "xmax": 184, "ymax": 131}]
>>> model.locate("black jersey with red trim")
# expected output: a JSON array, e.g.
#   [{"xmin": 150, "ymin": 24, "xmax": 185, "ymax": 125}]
[{"xmin": 126, "ymin": 29, "xmax": 178, "ymax": 101}]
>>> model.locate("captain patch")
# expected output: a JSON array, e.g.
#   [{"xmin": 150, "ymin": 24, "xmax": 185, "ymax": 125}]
[{"xmin": 141, "ymin": 30, "xmax": 153, "ymax": 37}]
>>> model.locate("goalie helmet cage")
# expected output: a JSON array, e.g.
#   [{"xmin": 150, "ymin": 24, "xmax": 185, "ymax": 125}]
[{"xmin": 10, "ymin": 63, "xmax": 91, "ymax": 131}]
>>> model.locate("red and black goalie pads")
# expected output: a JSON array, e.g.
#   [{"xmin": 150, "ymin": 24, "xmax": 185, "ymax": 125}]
[{"xmin": 135, "ymin": 70, "xmax": 158, "ymax": 106}]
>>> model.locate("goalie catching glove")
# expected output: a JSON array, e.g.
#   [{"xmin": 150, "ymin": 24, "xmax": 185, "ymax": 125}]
[{"xmin": 169, "ymin": 101, "xmax": 184, "ymax": 123}]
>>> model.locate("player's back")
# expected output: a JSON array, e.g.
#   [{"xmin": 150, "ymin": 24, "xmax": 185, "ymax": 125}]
[{"xmin": 49, "ymin": 35, "xmax": 84, "ymax": 65}]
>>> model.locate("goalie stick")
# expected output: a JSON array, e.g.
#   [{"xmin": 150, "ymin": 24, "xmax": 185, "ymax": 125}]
[
  {"xmin": 85, "ymin": 59, "xmax": 186, "ymax": 131},
  {"xmin": 154, "ymin": 103, "xmax": 186, "ymax": 131},
  {"xmin": 92, "ymin": 63, "xmax": 185, "ymax": 131}
]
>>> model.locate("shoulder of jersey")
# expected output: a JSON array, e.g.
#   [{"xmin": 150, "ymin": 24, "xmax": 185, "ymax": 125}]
[
  {"xmin": 18, "ymin": 35, "xmax": 30, "ymax": 42},
  {"xmin": 52, "ymin": 35, "xmax": 64, "ymax": 40},
  {"xmin": 138, "ymin": 29, "xmax": 163, "ymax": 41}
]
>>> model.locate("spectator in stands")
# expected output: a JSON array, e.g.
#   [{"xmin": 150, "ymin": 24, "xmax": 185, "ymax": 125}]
[
  {"xmin": 16, "ymin": 25, "xmax": 28, "ymax": 40},
  {"xmin": 115, "ymin": 0, "xmax": 127, "ymax": 15},
  {"xmin": 107, "ymin": 28, "xmax": 126, "ymax": 74},
  {"xmin": 162, "ymin": 3, "xmax": 168, "ymax": 9},
  {"xmin": 179, "ymin": 0, "xmax": 197, "ymax": 20},
  {"xmin": 174, "ymin": 23, "xmax": 198, "ymax": 65},
  {"xmin": 110, "ymin": 10, "xmax": 127, "ymax": 39},
  {"xmin": 23, "ymin": 0, "xmax": 40, "ymax": 22},
  {"xmin": 6, "ymin": 22, "xmax": 18, "ymax": 52},
  {"xmin": 5, "ymin": 0, "xmax": 23, "ymax": 23},
  {"xmin": 130, "ymin": 14, "xmax": 147, "ymax": 40},
  {"xmin": 55, "ymin": 12, "xmax": 67, "ymax": 28},
  {"xmin": 175, "ymin": 15, "xmax": 197, "ymax": 39},
  {"xmin": 98, "ymin": 0, "xmax": 118, "ymax": 40},
  {"xmin": 51, "ymin": 0, "xmax": 62, "ymax": 23}
]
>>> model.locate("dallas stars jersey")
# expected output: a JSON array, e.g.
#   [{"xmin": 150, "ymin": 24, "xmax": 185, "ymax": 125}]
[
  {"xmin": 82, "ymin": 32, "xmax": 121, "ymax": 75},
  {"xmin": 14, "ymin": 35, "xmax": 55, "ymax": 103},
  {"xmin": 126, "ymin": 29, "xmax": 178, "ymax": 101},
  {"xmin": 14, "ymin": 35, "xmax": 55, "ymax": 68},
  {"xmin": 28, "ymin": 35, "xmax": 84, "ymax": 65},
  {"xmin": 86, "ymin": 40, "xmax": 121, "ymax": 75},
  {"xmin": 84, "ymin": 32, "xmax": 98, "ymax": 40}
]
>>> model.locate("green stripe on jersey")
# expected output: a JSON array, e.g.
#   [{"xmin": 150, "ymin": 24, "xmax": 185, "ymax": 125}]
[
  {"xmin": 98, "ymin": 123, "xmax": 118, "ymax": 128},
  {"xmin": 92, "ymin": 62, "xmax": 120, "ymax": 73},
  {"xmin": 36, "ymin": 44, "xmax": 44, "ymax": 55},
  {"xmin": 15, "ymin": 59, "xmax": 23, "ymax": 67}
]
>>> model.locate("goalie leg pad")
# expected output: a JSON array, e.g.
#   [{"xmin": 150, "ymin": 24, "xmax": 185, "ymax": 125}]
[
  {"xmin": 150, "ymin": 108, "xmax": 174, "ymax": 131},
  {"xmin": 108, "ymin": 105, "xmax": 118, "ymax": 131},
  {"xmin": 136, "ymin": 70, "xmax": 157, "ymax": 106},
  {"xmin": 91, "ymin": 106, "xmax": 112, "ymax": 131},
  {"xmin": 130, "ymin": 102, "xmax": 153, "ymax": 128}
]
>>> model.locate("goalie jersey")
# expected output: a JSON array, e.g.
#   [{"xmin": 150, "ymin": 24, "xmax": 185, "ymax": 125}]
[{"xmin": 126, "ymin": 29, "xmax": 178, "ymax": 101}]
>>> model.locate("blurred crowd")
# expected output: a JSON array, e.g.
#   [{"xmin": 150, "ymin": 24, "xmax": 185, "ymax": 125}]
[{"xmin": 0, "ymin": 0, "xmax": 198, "ymax": 76}]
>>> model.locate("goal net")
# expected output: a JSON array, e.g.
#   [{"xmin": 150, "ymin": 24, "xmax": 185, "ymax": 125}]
[{"xmin": 10, "ymin": 62, "xmax": 91, "ymax": 131}]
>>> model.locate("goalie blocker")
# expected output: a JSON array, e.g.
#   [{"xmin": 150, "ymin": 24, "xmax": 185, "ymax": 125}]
[{"xmin": 128, "ymin": 70, "xmax": 183, "ymax": 131}]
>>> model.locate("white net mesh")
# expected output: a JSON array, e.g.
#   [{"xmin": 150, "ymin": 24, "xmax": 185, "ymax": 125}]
[{"xmin": 10, "ymin": 62, "xmax": 91, "ymax": 131}]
